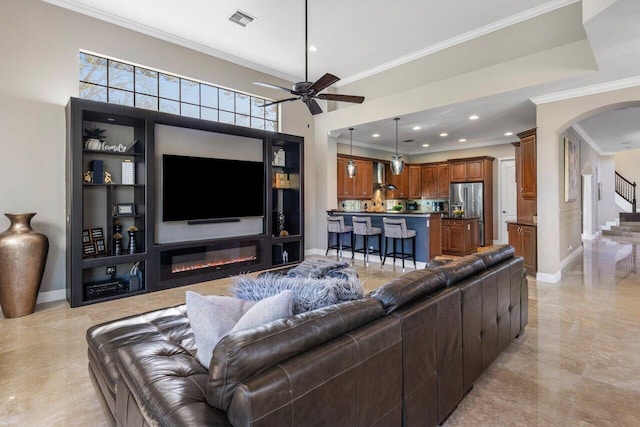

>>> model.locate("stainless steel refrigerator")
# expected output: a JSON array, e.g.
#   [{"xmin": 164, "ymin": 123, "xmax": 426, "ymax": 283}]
[{"xmin": 449, "ymin": 182, "xmax": 484, "ymax": 246}]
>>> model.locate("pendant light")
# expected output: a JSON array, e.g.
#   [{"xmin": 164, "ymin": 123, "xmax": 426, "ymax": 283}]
[
  {"xmin": 390, "ymin": 117, "xmax": 404, "ymax": 175},
  {"xmin": 346, "ymin": 127, "xmax": 357, "ymax": 178}
]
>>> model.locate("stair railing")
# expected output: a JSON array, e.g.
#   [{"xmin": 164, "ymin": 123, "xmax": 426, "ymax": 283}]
[{"xmin": 615, "ymin": 171, "xmax": 636, "ymax": 213}]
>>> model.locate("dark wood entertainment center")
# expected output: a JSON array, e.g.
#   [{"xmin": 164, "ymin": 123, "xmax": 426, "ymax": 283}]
[{"xmin": 66, "ymin": 98, "xmax": 304, "ymax": 307}]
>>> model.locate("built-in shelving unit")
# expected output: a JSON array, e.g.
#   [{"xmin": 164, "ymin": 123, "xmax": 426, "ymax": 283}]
[{"xmin": 66, "ymin": 98, "xmax": 304, "ymax": 307}]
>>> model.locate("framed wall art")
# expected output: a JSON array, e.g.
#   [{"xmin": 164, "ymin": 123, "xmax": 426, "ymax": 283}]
[
  {"xmin": 564, "ymin": 138, "xmax": 578, "ymax": 202},
  {"xmin": 115, "ymin": 203, "xmax": 135, "ymax": 216}
]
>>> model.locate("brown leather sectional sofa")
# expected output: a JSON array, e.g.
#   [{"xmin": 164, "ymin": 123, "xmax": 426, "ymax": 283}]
[{"xmin": 86, "ymin": 245, "xmax": 527, "ymax": 426}]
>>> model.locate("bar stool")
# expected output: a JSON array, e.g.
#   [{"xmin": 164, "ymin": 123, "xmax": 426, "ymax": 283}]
[
  {"xmin": 382, "ymin": 217, "xmax": 417, "ymax": 271},
  {"xmin": 351, "ymin": 216, "xmax": 382, "ymax": 267},
  {"xmin": 326, "ymin": 216, "xmax": 353, "ymax": 260}
]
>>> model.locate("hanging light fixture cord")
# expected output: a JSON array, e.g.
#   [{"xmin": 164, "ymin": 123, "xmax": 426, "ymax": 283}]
[
  {"xmin": 395, "ymin": 118, "xmax": 399, "ymax": 154},
  {"xmin": 349, "ymin": 128, "xmax": 354, "ymax": 156}
]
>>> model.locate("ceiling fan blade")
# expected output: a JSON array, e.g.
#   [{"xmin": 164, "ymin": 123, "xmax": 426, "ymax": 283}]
[
  {"xmin": 306, "ymin": 99, "xmax": 323, "ymax": 115},
  {"xmin": 253, "ymin": 81, "xmax": 294, "ymax": 94},
  {"xmin": 261, "ymin": 97, "xmax": 299, "ymax": 108},
  {"xmin": 308, "ymin": 73, "xmax": 340, "ymax": 94},
  {"xmin": 316, "ymin": 94, "xmax": 365, "ymax": 104}
]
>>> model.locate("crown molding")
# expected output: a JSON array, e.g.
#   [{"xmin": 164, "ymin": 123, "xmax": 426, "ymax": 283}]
[
  {"xmin": 530, "ymin": 76, "xmax": 640, "ymax": 105},
  {"xmin": 336, "ymin": 0, "xmax": 579, "ymax": 87},
  {"xmin": 572, "ymin": 124, "xmax": 616, "ymax": 156},
  {"xmin": 42, "ymin": 0, "xmax": 298, "ymax": 83}
]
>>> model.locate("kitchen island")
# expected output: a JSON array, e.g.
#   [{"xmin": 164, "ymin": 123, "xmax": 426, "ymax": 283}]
[{"xmin": 327, "ymin": 210, "xmax": 443, "ymax": 266}]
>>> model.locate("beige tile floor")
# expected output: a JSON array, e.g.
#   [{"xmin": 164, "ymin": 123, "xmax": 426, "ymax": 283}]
[{"xmin": 1, "ymin": 239, "xmax": 639, "ymax": 426}]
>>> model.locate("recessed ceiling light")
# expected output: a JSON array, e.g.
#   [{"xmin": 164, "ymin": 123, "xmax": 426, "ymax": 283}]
[
  {"xmin": 413, "ymin": 126, "xmax": 421, "ymax": 130},
  {"xmin": 422, "ymin": 143, "xmax": 430, "ymax": 147},
  {"xmin": 372, "ymin": 133, "xmax": 380, "ymax": 138},
  {"xmin": 504, "ymin": 131, "xmax": 513, "ymax": 136},
  {"xmin": 468, "ymin": 115, "xmax": 479, "ymax": 120},
  {"xmin": 439, "ymin": 132, "xmax": 448, "ymax": 137},
  {"xmin": 459, "ymin": 138, "xmax": 467, "ymax": 142},
  {"xmin": 308, "ymin": 45, "xmax": 317, "ymax": 52}
]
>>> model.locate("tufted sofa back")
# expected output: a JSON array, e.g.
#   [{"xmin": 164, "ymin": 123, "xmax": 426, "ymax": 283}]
[{"xmin": 207, "ymin": 297, "xmax": 384, "ymax": 411}]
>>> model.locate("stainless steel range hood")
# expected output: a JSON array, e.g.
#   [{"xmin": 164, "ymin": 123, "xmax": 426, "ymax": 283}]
[{"xmin": 373, "ymin": 162, "xmax": 397, "ymax": 190}]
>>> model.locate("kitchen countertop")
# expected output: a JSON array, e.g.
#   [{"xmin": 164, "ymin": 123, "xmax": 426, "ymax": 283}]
[
  {"xmin": 328, "ymin": 210, "xmax": 446, "ymax": 216},
  {"xmin": 506, "ymin": 220, "xmax": 537, "ymax": 227},
  {"xmin": 441, "ymin": 216, "xmax": 480, "ymax": 220},
  {"xmin": 326, "ymin": 211, "xmax": 439, "ymax": 263}
]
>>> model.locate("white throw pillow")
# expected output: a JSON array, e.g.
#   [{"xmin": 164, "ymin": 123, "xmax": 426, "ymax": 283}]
[
  {"xmin": 230, "ymin": 290, "xmax": 293, "ymax": 334},
  {"xmin": 186, "ymin": 291, "xmax": 256, "ymax": 368}
]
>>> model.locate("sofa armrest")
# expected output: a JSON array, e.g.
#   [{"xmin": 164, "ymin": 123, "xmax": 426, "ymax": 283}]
[{"xmin": 115, "ymin": 341, "xmax": 231, "ymax": 427}]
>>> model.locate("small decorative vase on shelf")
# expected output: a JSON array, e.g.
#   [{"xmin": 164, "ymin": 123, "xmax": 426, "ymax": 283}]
[
  {"xmin": 0, "ymin": 213, "xmax": 49, "ymax": 318},
  {"xmin": 127, "ymin": 227, "xmax": 138, "ymax": 254},
  {"xmin": 114, "ymin": 233, "xmax": 123, "ymax": 256}
]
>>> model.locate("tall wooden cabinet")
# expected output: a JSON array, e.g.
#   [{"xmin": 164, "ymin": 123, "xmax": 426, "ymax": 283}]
[
  {"xmin": 509, "ymin": 128, "xmax": 537, "ymax": 274},
  {"xmin": 519, "ymin": 130, "xmax": 537, "ymax": 200}
]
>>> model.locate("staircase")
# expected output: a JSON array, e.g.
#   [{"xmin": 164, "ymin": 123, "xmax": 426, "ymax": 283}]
[
  {"xmin": 602, "ymin": 217, "xmax": 640, "ymax": 242},
  {"xmin": 615, "ymin": 171, "xmax": 637, "ymax": 213}
]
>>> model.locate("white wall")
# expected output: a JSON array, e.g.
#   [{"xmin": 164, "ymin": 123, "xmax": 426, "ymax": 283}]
[
  {"xmin": 0, "ymin": 0, "xmax": 312, "ymax": 298},
  {"xmin": 614, "ymin": 149, "xmax": 640, "ymax": 190}
]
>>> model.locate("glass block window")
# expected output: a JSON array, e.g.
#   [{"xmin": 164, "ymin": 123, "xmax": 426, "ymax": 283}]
[{"xmin": 79, "ymin": 52, "xmax": 279, "ymax": 131}]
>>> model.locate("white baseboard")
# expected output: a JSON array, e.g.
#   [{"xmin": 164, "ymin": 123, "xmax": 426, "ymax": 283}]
[
  {"xmin": 561, "ymin": 245, "xmax": 583, "ymax": 270},
  {"xmin": 536, "ymin": 271, "xmax": 561, "ymax": 283},
  {"xmin": 581, "ymin": 232, "xmax": 598, "ymax": 241},
  {"xmin": 537, "ymin": 246, "xmax": 583, "ymax": 283},
  {"xmin": 36, "ymin": 289, "xmax": 66, "ymax": 304}
]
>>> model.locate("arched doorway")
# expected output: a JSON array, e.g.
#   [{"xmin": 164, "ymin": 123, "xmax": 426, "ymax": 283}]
[{"xmin": 534, "ymin": 87, "xmax": 640, "ymax": 281}]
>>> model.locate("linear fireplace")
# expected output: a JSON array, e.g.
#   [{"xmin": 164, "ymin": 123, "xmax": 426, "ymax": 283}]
[{"xmin": 160, "ymin": 239, "xmax": 262, "ymax": 280}]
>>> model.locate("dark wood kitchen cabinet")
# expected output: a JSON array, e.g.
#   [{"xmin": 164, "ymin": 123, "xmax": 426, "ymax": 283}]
[
  {"xmin": 449, "ymin": 157, "xmax": 491, "ymax": 182},
  {"xmin": 518, "ymin": 129, "xmax": 537, "ymax": 200},
  {"xmin": 385, "ymin": 163, "xmax": 410, "ymax": 199},
  {"xmin": 408, "ymin": 164, "xmax": 422, "ymax": 199},
  {"xmin": 507, "ymin": 222, "xmax": 537, "ymax": 274},
  {"xmin": 354, "ymin": 160, "xmax": 373, "ymax": 199},
  {"xmin": 442, "ymin": 217, "xmax": 479, "ymax": 256},
  {"xmin": 421, "ymin": 164, "xmax": 437, "ymax": 198},
  {"xmin": 337, "ymin": 157, "xmax": 354, "ymax": 198},
  {"xmin": 422, "ymin": 162, "xmax": 449, "ymax": 199},
  {"xmin": 337, "ymin": 156, "xmax": 372, "ymax": 200}
]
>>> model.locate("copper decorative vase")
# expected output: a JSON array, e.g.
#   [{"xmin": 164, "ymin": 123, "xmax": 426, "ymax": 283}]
[{"xmin": 0, "ymin": 213, "xmax": 49, "ymax": 318}]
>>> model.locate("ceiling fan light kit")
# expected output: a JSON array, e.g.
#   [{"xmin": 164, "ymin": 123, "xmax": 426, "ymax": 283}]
[
  {"xmin": 391, "ymin": 118, "xmax": 404, "ymax": 175},
  {"xmin": 346, "ymin": 127, "xmax": 357, "ymax": 178},
  {"xmin": 253, "ymin": 0, "xmax": 364, "ymax": 115}
]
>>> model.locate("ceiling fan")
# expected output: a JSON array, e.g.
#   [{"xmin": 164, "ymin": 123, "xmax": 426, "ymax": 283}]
[{"xmin": 253, "ymin": 0, "xmax": 365, "ymax": 115}]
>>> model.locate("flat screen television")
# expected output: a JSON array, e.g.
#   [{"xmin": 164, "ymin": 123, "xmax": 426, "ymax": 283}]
[{"xmin": 162, "ymin": 154, "xmax": 265, "ymax": 222}]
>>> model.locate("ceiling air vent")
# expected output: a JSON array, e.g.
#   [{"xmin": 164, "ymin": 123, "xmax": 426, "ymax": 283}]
[
  {"xmin": 229, "ymin": 10, "xmax": 255, "ymax": 27},
  {"xmin": 403, "ymin": 139, "xmax": 415, "ymax": 143}
]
